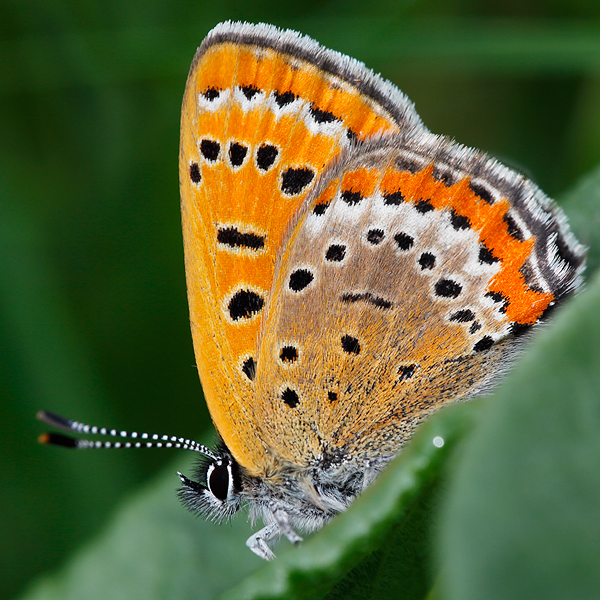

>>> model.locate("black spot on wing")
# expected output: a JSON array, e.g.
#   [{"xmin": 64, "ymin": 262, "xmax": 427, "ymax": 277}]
[
  {"xmin": 256, "ymin": 144, "xmax": 278, "ymax": 171},
  {"xmin": 289, "ymin": 269, "xmax": 314, "ymax": 292},
  {"xmin": 202, "ymin": 87, "xmax": 220, "ymax": 101},
  {"xmin": 394, "ymin": 232, "xmax": 414, "ymax": 251},
  {"xmin": 474, "ymin": 336, "xmax": 494, "ymax": 352},
  {"xmin": 282, "ymin": 388, "xmax": 299, "ymax": 408},
  {"xmin": 313, "ymin": 202, "xmax": 331, "ymax": 217},
  {"xmin": 383, "ymin": 190, "xmax": 404, "ymax": 205},
  {"xmin": 313, "ymin": 202, "xmax": 330, "ymax": 216},
  {"xmin": 310, "ymin": 105, "xmax": 338, "ymax": 124},
  {"xmin": 450, "ymin": 209, "xmax": 470, "ymax": 231},
  {"xmin": 280, "ymin": 346, "xmax": 298, "ymax": 363},
  {"xmin": 341, "ymin": 292, "xmax": 392, "ymax": 310},
  {"xmin": 325, "ymin": 244, "xmax": 346, "ymax": 262},
  {"xmin": 240, "ymin": 85, "xmax": 260, "ymax": 100},
  {"xmin": 435, "ymin": 279, "xmax": 462, "ymax": 298},
  {"xmin": 366, "ymin": 229, "xmax": 384, "ymax": 244},
  {"xmin": 469, "ymin": 321, "xmax": 481, "ymax": 334},
  {"xmin": 469, "ymin": 182, "xmax": 494, "ymax": 204},
  {"xmin": 415, "ymin": 199, "xmax": 434, "ymax": 214},
  {"xmin": 281, "ymin": 168, "xmax": 314, "ymax": 195},
  {"xmin": 504, "ymin": 213, "xmax": 524, "ymax": 241},
  {"xmin": 189, "ymin": 162, "xmax": 201, "ymax": 183},
  {"xmin": 200, "ymin": 139, "xmax": 220, "ymax": 162},
  {"xmin": 241, "ymin": 357, "xmax": 256, "ymax": 381},
  {"xmin": 217, "ymin": 227, "xmax": 265, "ymax": 250},
  {"xmin": 485, "ymin": 291, "xmax": 508, "ymax": 312},
  {"xmin": 341, "ymin": 335, "xmax": 360, "ymax": 355},
  {"xmin": 433, "ymin": 169, "xmax": 455, "ymax": 186},
  {"xmin": 418, "ymin": 252, "xmax": 436, "ymax": 270},
  {"xmin": 228, "ymin": 290, "xmax": 264, "ymax": 321},
  {"xmin": 450, "ymin": 309, "xmax": 475, "ymax": 323},
  {"xmin": 510, "ymin": 322, "xmax": 532, "ymax": 336},
  {"xmin": 341, "ymin": 190, "xmax": 363, "ymax": 205},
  {"xmin": 478, "ymin": 244, "xmax": 498, "ymax": 265},
  {"xmin": 395, "ymin": 157, "xmax": 421, "ymax": 173},
  {"xmin": 228, "ymin": 142, "xmax": 248, "ymax": 167},
  {"xmin": 274, "ymin": 90, "xmax": 296, "ymax": 107},
  {"xmin": 398, "ymin": 364, "xmax": 416, "ymax": 381}
]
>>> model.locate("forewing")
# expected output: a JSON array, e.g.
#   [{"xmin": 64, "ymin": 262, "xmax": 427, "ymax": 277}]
[{"xmin": 179, "ymin": 22, "xmax": 420, "ymax": 473}]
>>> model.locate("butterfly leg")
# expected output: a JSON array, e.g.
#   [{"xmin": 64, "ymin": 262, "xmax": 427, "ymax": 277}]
[
  {"xmin": 246, "ymin": 523, "xmax": 279, "ymax": 560},
  {"xmin": 273, "ymin": 508, "xmax": 303, "ymax": 545},
  {"xmin": 246, "ymin": 510, "xmax": 304, "ymax": 560}
]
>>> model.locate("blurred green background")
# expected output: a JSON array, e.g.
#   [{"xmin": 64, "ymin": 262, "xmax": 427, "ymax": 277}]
[{"xmin": 2, "ymin": 0, "xmax": 600, "ymax": 598}]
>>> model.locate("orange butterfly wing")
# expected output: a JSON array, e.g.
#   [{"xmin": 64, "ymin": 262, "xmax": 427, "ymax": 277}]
[
  {"xmin": 179, "ymin": 23, "xmax": 415, "ymax": 474},
  {"xmin": 254, "ymin": 140, "xmax": 583, "ymax": 467}
]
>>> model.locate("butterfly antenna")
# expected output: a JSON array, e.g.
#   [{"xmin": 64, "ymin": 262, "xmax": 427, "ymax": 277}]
[{"xmin": 36, "ymin": 410, "xmax": 218, "ymax": 459}]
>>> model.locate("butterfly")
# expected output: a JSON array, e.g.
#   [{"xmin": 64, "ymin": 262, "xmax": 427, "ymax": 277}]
[{"xmin": 38, "ymin": 20, "xmax": 585, "ymax": 560}]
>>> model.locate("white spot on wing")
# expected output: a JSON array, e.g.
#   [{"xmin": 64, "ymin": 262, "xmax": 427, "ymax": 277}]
[
  {"xmin": 233, "ymin": 86, "xmax": 267, "ymax": 112},
  {"xmin": 197, "ymin": 88, "xmax": 231, "ymax": 112}
]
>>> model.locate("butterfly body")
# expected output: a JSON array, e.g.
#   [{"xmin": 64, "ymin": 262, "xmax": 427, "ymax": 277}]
[{"xmin": 176, "ymin": 21, "xmax": 585, "ymax": 559}]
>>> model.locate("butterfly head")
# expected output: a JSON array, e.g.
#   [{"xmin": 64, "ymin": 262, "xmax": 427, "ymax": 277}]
[{"xmin": 177, "ymin": 443, "xmax": 243, "ymax": 522}]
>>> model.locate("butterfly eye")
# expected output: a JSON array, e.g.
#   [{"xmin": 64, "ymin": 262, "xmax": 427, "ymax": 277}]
[{"xmin": 207, "ymin": 462, "xmax": 231, "ymax": 501}]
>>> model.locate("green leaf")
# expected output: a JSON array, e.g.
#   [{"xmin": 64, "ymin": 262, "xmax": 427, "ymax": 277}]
[{"xmin": 437, "ymin": 220, "xmax": 600, "ymax": 597}]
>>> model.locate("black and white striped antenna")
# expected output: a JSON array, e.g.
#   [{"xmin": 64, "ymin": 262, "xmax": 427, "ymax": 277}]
[{"xmin": 37, "ymin": 410, "xmax": 218, "ymax": 460}]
